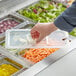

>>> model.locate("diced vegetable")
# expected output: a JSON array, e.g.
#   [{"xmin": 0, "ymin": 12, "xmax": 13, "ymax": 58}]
[
  {"xmin": 0, "ymin": 64, "xmax": 18, "ymax": 76},
  {"xmin": 0, "ymin": 19, "xmax": 19, "ymax": 34},
  {"xmin": 23, "ymin": 48, "xmax": 59, "ymax": 63}
]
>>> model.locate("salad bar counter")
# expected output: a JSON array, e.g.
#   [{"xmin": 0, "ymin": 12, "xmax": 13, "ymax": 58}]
[{"xmin": 0, "ymin": 0, "xmax": 76, "ymax": 76}]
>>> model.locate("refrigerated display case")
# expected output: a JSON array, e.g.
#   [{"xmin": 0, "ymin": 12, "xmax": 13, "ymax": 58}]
[{"xmin": 0, "ymin": 0, "xmax": 76, "ymax": 76}]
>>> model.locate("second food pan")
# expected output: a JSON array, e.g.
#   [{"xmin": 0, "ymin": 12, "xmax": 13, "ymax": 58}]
[
  {"xmin": 0, "ymin": 14, "xmax": 34, "ymax": 44},
  {"xmin": 0, "ymin": 48, "xmax": 28, "ymax": 76},
  {"xmin": 16, "ymin": 0, "xmax": 66, "ymax": 23},
  {"xmin": 0, "ymin": 23, "xmax": 35, "ymax": 55}
]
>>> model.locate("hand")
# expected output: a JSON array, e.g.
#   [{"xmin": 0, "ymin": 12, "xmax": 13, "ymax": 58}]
[{"xmin": 31, "ymin": 23, "xmax": 58, "ymax": 43}]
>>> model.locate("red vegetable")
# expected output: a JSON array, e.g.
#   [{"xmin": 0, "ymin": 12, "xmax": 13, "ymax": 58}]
[
  {"xmin": 0, "ymin": 19, "xmax": 19, "ymax": 34},
  {"xmin": 33, "ymin": 9, "xmax": 37, "ymax": 14}
]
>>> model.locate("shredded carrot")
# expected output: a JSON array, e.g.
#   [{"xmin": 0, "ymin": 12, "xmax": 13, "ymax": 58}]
[{"xmin": 23, "ymin": 48, "xmax": 59, "ymax": 63}]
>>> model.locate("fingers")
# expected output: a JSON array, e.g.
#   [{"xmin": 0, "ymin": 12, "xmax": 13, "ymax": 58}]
[
  {"xmin": 36, "ymin": 34, "xmax": 45, "ymax": 43},
  {"xmin": 31, "ymin": 23, "xmax": 39, "ymax": 33},
  {"xmin": 31, "ymin": 23, "xmax": 44, "ymax": 43},
  {"xmin": 31, "ymin": 24, "xmax": 40, "ymax": 39},
  {"xmin": 31, "ymin": 31, "xmax": 40, "ymax": 39},
  {"xmin": 31, "ymin": 26, "xmax": 37, "ymax": 34}
]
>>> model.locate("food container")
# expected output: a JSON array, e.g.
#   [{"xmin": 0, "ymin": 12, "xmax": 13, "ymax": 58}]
[
  {"xmin": 0, "ymin": 51, "xmax": 26, "ymax": 76},
  {"xmin": 17, "ymin": 48, "xmax": 59, "ymax": 63},
  {"xmin": 5, "ymin": 29, "xmax": 70, "ymax": 49},
  {"xmin": 0, "ymin": 14, "xmax": 34, "ymax": 44},
  {"xmin": 0, "ymin": 23, "xmax": 35, "ymax": 55},
  {"xmin": 0, "ymin": 14, "xmax": 24, "ymax": 34},
  {"xmin": 0, "ymin": 42, "xmax": 20, "ymax": 55},
  {"xmin": 5, "ymin": 29, "xmax": 36, "ymax": 49},
  {"xmin": 0, "ymin": 41, "xmax": 59, "ymax": 64},
  {"xmin": 0, "ymin": 0, "xmax": 9, "ymax": 3},
  {"xmin": 17, "ymin": 0, "xmax": 66, "ymax": 23},
  {"xmin": 0, "ymin": 14, "xmax": 23, "ymax": 43},
  {"xmin": 0, "ymin": 45, "xmax": 34, "ymax": 68}
]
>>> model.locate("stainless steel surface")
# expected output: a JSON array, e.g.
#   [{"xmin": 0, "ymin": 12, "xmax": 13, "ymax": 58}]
[
  {"xmin": 11, "ymin": 13, "xmax": 33, "ymax": 23},
  {"xmin": 0, "ymin": 0, "xmax": 39, "ymax": 18},
  {"xmin": 36, "ymin": 48, "xmax": 76, "ymax": 76},
  {"xmin": 0, "ymin": 0, "xmax": 11, "ymax": 14},
  {"xmin": 18, "ymin": 39, "xmax": 76, "ymax": 76},
  {"xmin": 0, "ymin": 14, "xmax": 23, "ymax": 24},
  {"xmin": 15, "ymin": 12, "xmax": 36, "ymax": 23},
  {"xmin": 0, "ymin": 0, "xmax": 10, "ymax": 6}
]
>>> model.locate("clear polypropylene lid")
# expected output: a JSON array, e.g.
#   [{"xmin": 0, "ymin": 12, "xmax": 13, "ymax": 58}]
[{"xmin": 5, "ymin": 29, "xmax": 69, "ymax": 49}]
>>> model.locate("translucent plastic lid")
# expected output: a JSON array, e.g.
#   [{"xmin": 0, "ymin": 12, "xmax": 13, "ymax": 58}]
[{"xmin": 5, "ymin": 29, "xmax": 69, "ymax": 49}]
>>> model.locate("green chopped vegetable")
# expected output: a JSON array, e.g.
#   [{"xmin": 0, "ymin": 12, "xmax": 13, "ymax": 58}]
[
  {"xmin": 69, "ymin": 28, "xmax": 76, "ymax": 37},
  {"xmin": 18, "ymin": 0, "xmax": 66, "ymax": 23}
]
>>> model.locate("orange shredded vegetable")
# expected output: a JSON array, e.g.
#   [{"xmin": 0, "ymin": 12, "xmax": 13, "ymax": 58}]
[{"xmin": 23, "ymin": 48, "xmax": 59, "ymax": 63}]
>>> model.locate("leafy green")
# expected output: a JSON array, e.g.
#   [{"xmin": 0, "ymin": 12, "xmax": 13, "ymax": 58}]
[
  {"xmin": 69, "ymin": 28, "xmax": 76, "ymax": 37},
  {"xmin": 18, "ymin": 0, "xmax": 66, "ymax": 23}
]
